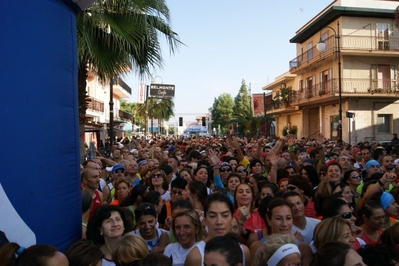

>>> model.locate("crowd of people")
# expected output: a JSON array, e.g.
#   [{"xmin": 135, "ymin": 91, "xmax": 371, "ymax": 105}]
[{"xmin": 1, "ymin": 131, "xmax": 399, "ymax": 266}]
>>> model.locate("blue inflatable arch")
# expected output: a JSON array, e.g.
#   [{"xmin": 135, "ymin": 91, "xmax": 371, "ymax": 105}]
[{"xmin": 0, "ymin": 0, "xmax": 90, "ymax": 250}]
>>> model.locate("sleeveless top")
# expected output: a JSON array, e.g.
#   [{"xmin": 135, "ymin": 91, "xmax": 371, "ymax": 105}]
[{"xmin": 89, "ymin": 190, "xmax": 102, "ymax": 219}]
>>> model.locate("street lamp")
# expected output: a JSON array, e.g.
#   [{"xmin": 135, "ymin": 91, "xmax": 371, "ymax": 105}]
[{"xmin": 316, "ymin": 22, "xmax": 342, "ymax": 140}]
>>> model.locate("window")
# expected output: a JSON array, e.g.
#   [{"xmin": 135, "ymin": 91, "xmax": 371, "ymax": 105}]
[
  {"xmin": 376, "ymin": 23, "xmax": 390, "ymax": 50},
  {"xmin": 307, "ymin": 42, "xmax": 313, "ymax": 61},
  {"xmin": 320, "ymin": 32, "xmax": 328, "ymax": 53},
  {"xmin": 370, "ymin": 65, "xmax": 396, "ymax": 90},
  {"xmin": 377, "ymin": 114, "xmax": 391, "ymax": 133}
]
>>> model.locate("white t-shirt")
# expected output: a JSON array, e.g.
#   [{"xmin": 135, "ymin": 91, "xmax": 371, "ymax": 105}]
[
  {"xmin": 290, "ymin": 217, "xmax": 320, "ymax": 244},
  {"xmin": 163, "ymin": 242, "xmax": 198, "ymax": 266},
  {"xmin": 162, "ymin": 190, "xmax": 171, "ymax": 201}
]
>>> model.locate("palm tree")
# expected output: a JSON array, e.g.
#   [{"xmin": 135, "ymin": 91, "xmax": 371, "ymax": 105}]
[
  {"xmin": 232, "ymin": 104, "xmax": 263, "ymax": 138},
  {"xmin": 77, "ymin": 0, "xmax": 181, "ymax": 160}
]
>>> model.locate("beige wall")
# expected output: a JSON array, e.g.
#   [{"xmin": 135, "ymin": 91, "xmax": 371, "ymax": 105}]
[{"xmin": 348, "ymin": 98, "xmax": 399, "ymax": 143}]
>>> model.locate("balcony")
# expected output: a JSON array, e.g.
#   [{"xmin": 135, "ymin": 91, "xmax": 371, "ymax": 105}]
[
  {"xmin": 118, "ymin": 109, "xmax": 132, "ymax": 120},
  {"xmin": 289, "ymin": 78, "xmax": 399, "ymax": 106},
  {"xmin": 87, "ymin": 97, "xmax": 104, "ymax": 112},
  {"xmin": 113, "ymin": 77, "xmax": 132, "ymax": 98},
  {"xmin": 289, "ymin": 35, "xmax": 399, "ymax": 72}
]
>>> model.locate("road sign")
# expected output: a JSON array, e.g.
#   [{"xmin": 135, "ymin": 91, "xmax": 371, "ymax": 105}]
[{"xmin": 150, "ymin": 83, "xmax": 175, "ymax": 97}]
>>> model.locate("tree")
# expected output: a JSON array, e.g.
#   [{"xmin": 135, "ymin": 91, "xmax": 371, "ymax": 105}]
[
  {"xmin": 77, "ymin": 0, "xmax": 181, "ymax": 161},
  {"xmin": 232, "ymin": 79, "xmax": 251, "ymax": 118},
  {"xmin": 120, "ymin": 101, "xmax": 145, "ymax": 130},
  {"xmin": 211, "ymin": 93, "xmax": 234, "ymax": 133}
]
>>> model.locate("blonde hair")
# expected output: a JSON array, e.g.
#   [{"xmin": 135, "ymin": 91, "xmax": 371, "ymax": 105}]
[
  {"xmin": 253, "ymin": 234, "xmax": 296, "ymax": 266},
  {"xmin": 112, "ymin": 234, "xmax": 149, "ymax": 265},
  {"xmin": 172, "ymin": 209, "xmax": 202, "ymax": 242},
  {"xmin": 314, "ymin": 180, "xmax": 333, "ymax": 198},
  {"xmin": 313, "ymin": 216, "xmax": 350, "ymax": 250}
]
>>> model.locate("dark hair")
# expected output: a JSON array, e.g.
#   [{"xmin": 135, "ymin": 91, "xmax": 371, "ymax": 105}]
[
  {"xmin": 343, "ymin": 169, "xmax": 358, "ymax": 184},
  {"xmin": 188, "ymin": 150, "xmax": 201, "ymax": 160},
  {"xmin": 187, "ymin": 180, "xmax": 208, "ymax": 208},
  {"xmin": 381, "ymin": 222, "xmax": 399, "ymax": 247},
  {"xmin": 87, "ymin": 205, "xmax": 127, "ymax": 246},
  {"xmin": 134, "ymin": 203, "xmax": 157, "ymax": 222},
  {"xmin": 282, "ymin": 191, "xmax": 302, "ymax": 201},
  {"xmin": 312, "ymin": 242, "xmax": 351, "ymax": 266},
  {"xmin": 321, "ymin": 198, "xmax": 348, "ymax": 219},
  {"xmin": 288, "ymin": 174, "xmax": 313, "ymax": 197},
  {"xmin": 259, "ymin": 195, "xmax": 275, "ymax": 224},
  {"xmin": 265, "ymin": 198, "xmax": 292, "ymax": 234},
  {"xmin": 171, "ymin": 199, "xmax": 193, "ymax": 212},
  {"xmin": 260, "ymin": 183, "xmax": 278, "ymax": 196},
  {"xmin": 142, "ymin": 190, "xmax": 162, "ymax": 207},
  {"xmin": 0, "ymin": 243, "xmax": 59, "ymax": 266},
  {"xmin": 65, "ymin": 239, "xmax": 103, "ymax": 266},
  {"xmin": 193, "ymin": 166, "xmax": 208, "ymax": 177},
  {"xmin": 82, "ymin": 190, "xmax": 92, "ymax": 213},
  {"xmin": 250, "ymin": 159, "xmax": 263, "ymax": 168},
  {"xmin": 357, "ymin": 244, "xmax": 399, "ymax": 266},
  {"xmin": 204, "ymin": 233, "xmax": 242, "ymax": 266},
  {"xmin": 170, "ymin": 177, "xmax": 187, "ymax": 190},
  {"xmin": 357, "ymin": 200, "xmax": 383, "ymax": 225},
  {"xmin": 120, "ymin": 184, "xmax": 147, "ymax": 207},
  {"xmin": 139, "ymin": 253, "xmax": 172, "ymax": 266},
  {"xmin": 301, "ymin": 165, "xmax": 320, "ymax": 188},
  {"xmin": 204, "ymin": 192, "xmax": 234, "ymax": 217}
]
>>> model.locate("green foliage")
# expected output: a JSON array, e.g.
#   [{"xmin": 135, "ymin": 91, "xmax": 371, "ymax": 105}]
[
  {"xmin": 211, "ymin": 93, "xmax": 234, "ymax": 133},
  {"xmin": 282, "ymin": 125, "xmax": 298, "ymax": 136},
  {"xmin": 232, "ymin": 79, "xmax": 251, "ymax": 117}
]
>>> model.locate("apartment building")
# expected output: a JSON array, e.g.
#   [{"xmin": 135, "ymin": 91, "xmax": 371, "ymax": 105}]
[
  {"xmin": 85, "ymin": 74, "xmax": 132, "ymax": 146},
  {"xmin": 263, "ymin": 0, "xmax": 399, "ymax": 143}
]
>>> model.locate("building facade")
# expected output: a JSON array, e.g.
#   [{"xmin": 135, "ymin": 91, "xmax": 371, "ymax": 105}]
[
  {"xmin": 85, "ymin": 74, "xmax": 132, "ymax": 147},
  {"xmin": 264, "ymin": 0, "xmax": 399, "ymax": 143}
]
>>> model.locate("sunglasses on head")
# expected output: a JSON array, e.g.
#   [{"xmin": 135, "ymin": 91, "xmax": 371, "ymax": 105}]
[
  {"xmin": 151, "ymin": 173, "xmax": 163, "ymax": 179},
  {"xmin": 115, "ymin": 169, "xmax": 125, "ymax": 174},
  {"xmin": 340, "ymin": 212, "xmax": 353, "ymax": 219},
  {"xmin": 286, "ymin": 186, "xmax": 297, "ymax": 191},
  {"xmin": 220, "ymin": 168, "xmax": 231, "ymax": 172}
]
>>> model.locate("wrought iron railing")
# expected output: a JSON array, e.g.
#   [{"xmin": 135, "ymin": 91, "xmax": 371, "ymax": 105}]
[
  {"xmin": 289, "ymin": 35, "xmax": 399, "ymax": 70},
  {"xmin": 87, "ymin": 97, "xmax": 104, "ymax": 112}
]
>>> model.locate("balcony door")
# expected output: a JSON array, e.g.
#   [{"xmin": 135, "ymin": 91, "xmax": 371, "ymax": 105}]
[
  {"xmin": 376, "ymin": 23, "xmax": 389, "ymax": 50},
  {"xmin": 320, "ymin": 69, "xmax": 332, "ymax": 93},
  {"xmin": 371, "ymin": 65, "xmax": 396, "ymax": 90}
]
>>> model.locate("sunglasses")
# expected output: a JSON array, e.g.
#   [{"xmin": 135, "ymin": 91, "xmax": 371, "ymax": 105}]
[
  {"xmin": 220, "ymin": 168, "xmax": 232, "ymax": 172},
  {"xmin": 115, "ymin": 169, "xmax": 125, "ymax": 174},
  {"xmin": 236, "ymin": 169, "xmax": 246, "ymax": 173},
  {"xmin": 286, "ymin": 186, "xmax": 297, "ymax": 191},
  {"xmin": 171, "ymin": 190, "xmax": 183, "ymax": 195},
  {"xmin": 351, "ymin": 175, "xmax": 361, "ymax": 179},
  {"xmin": 151, "ymin": 174, "xmax": 163, "ymax": 179},
  {"xmin": 340, "ymin": 212, "xmax": 353, "ymax": 219}
]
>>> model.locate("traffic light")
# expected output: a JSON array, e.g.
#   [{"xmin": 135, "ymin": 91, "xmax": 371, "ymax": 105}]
[
  {"xmin": 202, "ymin": 117, "xmax": 206, "ymax": 126},
  {"xmin": 179, "ymin": 117, "xmax": 183, "ymax": 126}
]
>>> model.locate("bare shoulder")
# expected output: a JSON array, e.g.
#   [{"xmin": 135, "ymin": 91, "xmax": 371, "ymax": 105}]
[{"xmin": 184, "ymin": 246, "xmax": 202, "ymax": 266}]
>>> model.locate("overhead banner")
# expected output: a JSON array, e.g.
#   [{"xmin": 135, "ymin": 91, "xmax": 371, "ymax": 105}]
[
  {"xmin": 138, "ymin": 83, "xmax": 145, "ymax": 103},
  {"xmin": 150, "ymin": 83, "xmax": 175, "ymax": 97}
]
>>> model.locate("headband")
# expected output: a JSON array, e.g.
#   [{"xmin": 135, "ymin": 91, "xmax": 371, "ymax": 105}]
[
  {"xmin": 267, "ymin": 244, "xmax": 301, "ymax": 266},
  {"xmin": 380, "ymin": 192, "xmax": 394, "ymax": 210}
]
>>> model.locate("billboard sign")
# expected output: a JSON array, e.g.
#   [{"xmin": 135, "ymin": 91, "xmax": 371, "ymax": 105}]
[{"xmin": 150, "ymin": 83, "xmax": 175, "ymax": 97}]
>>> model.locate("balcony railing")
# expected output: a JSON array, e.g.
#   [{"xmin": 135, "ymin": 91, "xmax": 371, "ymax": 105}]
[
  {"xmin": 87, "ymin": 97, "xmax": 104, "ymax": 112},
  {"xmin": 289, "ymin": 35, "xmax": 399, "ymax": 70},
  {"xmin": 118, "ymin": 109, "xmax": 132, "ymax": 120},
  {"xmin": 114, "ymin": 77, "xmax": 132, "ymax": 95},
  {"xmin": 291, "ymin": 78, "xmax": 399, "ymax": 102}
]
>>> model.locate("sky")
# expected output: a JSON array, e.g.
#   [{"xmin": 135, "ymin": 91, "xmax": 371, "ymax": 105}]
[{"xmin": 125, "ymin": 0, "xmax": 333, "ymax": 123}]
